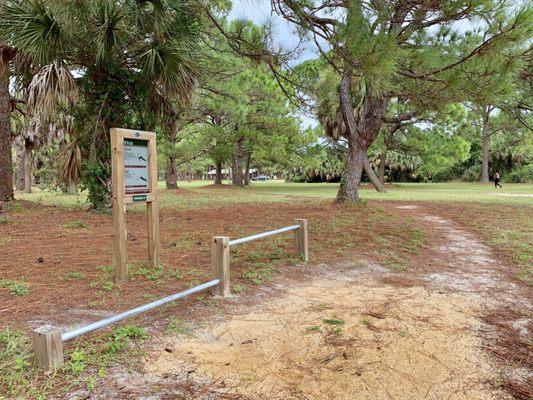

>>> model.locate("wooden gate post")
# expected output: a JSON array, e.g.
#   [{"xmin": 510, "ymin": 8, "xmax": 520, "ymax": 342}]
[
  {"xmin": 294, "ymin": 219, "xmax": 309, "ymax": 261},
  {"xmin": 33, "ymin": 325, "xmax": 63, "ymax": 371},
  {"xmin": 211, "ymin": 236, "xmax": 230, "ymax": 297}
]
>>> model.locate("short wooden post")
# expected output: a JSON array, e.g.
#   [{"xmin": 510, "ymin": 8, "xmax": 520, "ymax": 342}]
[
  {"xmin": 33, "ymin": 325, "xmax": 64, "ymax": 371},
  {"xmin": 211, "ymin": 236, "xmax": 230, "ymax": 297},
  {"xmin": 294, "ymin": 219, "xmax": 309, "ymax": 261}
]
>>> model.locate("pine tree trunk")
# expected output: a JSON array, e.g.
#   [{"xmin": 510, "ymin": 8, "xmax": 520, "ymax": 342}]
[
  {"xmin": 165, "ymin": 155, "xmax": 178, "ymax": 189},
  {"xmin": 378, "ymin": 150, "xmax": 387, "ymax": 184},
  {"xmin": 214, "ymin": 161, "xmax": 222, "ymax": 184},
  {"xmin": 244, "ymin": 152, "xmax": 252, "ymax": 186},
  {"xmin": 232, "ymin": 135, "xmax": 244, "ymax": 187},
  {"xmin": 165, "ymin": 119, "xmax": 179, "ymax": 189},
  {"xmin": 481, "ymin": 107, "xmax": 490, "ymax": 182},
  {"xmin": 336, "ymin": 138, "xmax": 365, "ymax": 203},
  {"xmin": 364, "ymin": 156, "xmax": 386, "ymax": 192},
  {"xmin": 23, "ymin": 142, "xmax": 32, "ymax": 193},
  {"xmin": 336, "ymin": 74, "xmax": 387, "ymax": 203},
  {"xmin": 16, "ymin": 140, "xmax": 25, "ymax": 191},
  {"xmin": 0, "ymin": 49, "xmax": 14, "ymax": 202}
]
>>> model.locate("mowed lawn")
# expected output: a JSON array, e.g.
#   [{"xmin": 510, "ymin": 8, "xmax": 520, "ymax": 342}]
[{"xmin": 15, "ymin": 181, "xmax": 533, "ymax": 209}]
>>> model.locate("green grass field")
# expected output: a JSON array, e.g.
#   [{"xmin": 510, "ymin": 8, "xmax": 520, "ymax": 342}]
[{"xmin": 15, "ymin": 181, "xmax": 533, "ymax": 209}]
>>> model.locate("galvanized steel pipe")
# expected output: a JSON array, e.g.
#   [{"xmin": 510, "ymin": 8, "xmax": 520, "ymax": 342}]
[
  {"xmin": 61, "ymin": 279, "xmax": 220, "ymax": 342},
  {"xmin": 229, "ymin": 225, "xmax": 300, "ymax": 246}
]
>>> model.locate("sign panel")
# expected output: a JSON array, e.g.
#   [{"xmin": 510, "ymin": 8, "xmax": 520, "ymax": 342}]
[{"xmin": 124, "ymin": 138, "xmax": 149, "ymax": 194}]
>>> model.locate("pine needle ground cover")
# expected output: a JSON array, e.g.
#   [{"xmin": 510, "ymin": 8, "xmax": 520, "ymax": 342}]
[{"xmin": 1, "ymin": 184, "xmax": 532, "ymax": 398}]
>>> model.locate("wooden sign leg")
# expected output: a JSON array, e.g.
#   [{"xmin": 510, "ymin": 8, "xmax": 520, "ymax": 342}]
[
  {"xmin": 111, "ymin": 128, "xmax": 128, "ymax": 284},
  {"xmin": 113, "ymin": 200, "xmax": 127, "ymax": 283},
  {"xmin": 147, "ymin": 200, "xmax": 159, "ymax": 268}
]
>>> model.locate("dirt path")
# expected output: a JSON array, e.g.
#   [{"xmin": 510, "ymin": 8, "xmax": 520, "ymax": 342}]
[{"xmin": 130, "ymin": 205, "xmax": 531, "ymax": 400}]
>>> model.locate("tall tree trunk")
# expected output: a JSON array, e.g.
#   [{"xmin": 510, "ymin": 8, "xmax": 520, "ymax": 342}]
[
  {"xmin": 0, "ymin": 48, "xmax": 14, "ymax": 202},
  {"xmin": 244, "ymin": 152, "xmax": 252, "ymax": 186},
  {"xmin": 23, "ymin": 142, "xmax": 32, "ymax": 193},
  {"xmin": 165, "ymin": 154, "xmax": 177, "ymax": 189},
  {"xmin": 15, "ymin": 140, "xmax": 25, "ymax": 191},
  {"xmin": 336, "ymin": 138, "xmax": 365, "ymax": 203},
  {"xmin": 232, "ymin": 135, "xmax": 244, "ymax": 187},
  {"xmin": 165, "ymin": 119, "xmax": 179, "ymax": 189},
  {"xmin": 364, "ymin": 156, "xmax": 386, "ymax": 192},
  {"xmin": 336, "ymin": 74, "xmax": 387, "ymax": 202},
  {"xmin": 214, "ymin": 161, "xmax": 222, "ymax": 184},
  {"xmin": 378, "ymin": 150, "xmax": 387, "ymax": 184},
  {"xmin": 481, "ymin": 106, "xmax": 490, "ymax": 182}
]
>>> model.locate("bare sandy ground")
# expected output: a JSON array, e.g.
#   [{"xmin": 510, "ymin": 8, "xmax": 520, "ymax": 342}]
[{"xmin": 148, "ymin": 276, "xmax": 508, "ymax": 399}]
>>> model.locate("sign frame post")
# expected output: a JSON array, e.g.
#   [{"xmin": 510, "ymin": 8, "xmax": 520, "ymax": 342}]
[{"xmin": 111, "ymin": 128, "xmax": 159, "ymax": 284}]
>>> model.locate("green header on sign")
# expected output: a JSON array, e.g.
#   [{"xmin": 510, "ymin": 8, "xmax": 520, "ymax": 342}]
[
  {"xmin": 124, "ymin": 138, "xmax": 148, "ymax": 147},
  {"xmin": 132, "ymin": 195, "xmax": 147, "ymax": 202}
]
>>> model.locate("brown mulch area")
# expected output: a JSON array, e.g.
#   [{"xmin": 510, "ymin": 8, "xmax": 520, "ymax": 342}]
[
  {"xmin": 481, "ymin": 308, "xmax": 533, "ymax": 400},
  {"xmin": 0, "ymin": 199, "xmax": 411, "ymax": 330}
]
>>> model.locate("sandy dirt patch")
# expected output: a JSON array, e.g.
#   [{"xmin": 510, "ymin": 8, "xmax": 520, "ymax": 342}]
[{"xmin": 147, "ymin": 276, "xmax": 508, "ymax": 400}]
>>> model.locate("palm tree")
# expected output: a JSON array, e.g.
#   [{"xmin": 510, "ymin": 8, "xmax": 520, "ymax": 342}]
[{"xmin": 0, "ymin": 0, "xmax": 202, "ymax": 206}]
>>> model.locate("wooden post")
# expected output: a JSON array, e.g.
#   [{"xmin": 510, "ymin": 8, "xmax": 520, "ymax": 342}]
[
  {"xmin": 33, "ymin": 325, "xmax": 63, "ymax": 371},
  {"xmin": 111, "ymin": 128, "xmax": 127, "ymax": 283},
  {"xmin": 147, "ymin": 137, "xmax": 159, "ymax": 268},
  {"xmin": 294, "ymin": 219, "xmax": 309, "ymax": 261},
  {"xmin": 211, "ymin": 236, "xmax": 230, "ymax": 297}
]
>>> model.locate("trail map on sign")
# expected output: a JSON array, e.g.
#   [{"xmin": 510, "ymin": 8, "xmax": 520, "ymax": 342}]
[{"xmin": 124, "ymin": 138, "xmax": 149, "ymax": 194}]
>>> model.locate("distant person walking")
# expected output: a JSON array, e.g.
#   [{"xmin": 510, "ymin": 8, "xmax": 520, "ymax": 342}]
[{"xmin": 493, "ymin": 171, "xmax": 502, "ymax": 188}]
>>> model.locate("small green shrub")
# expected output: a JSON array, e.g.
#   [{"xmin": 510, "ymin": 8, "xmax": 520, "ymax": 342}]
[
  {"xmin": 62, "ymin": 271, "xmax": 84, "ymax": 281},
  {"xmin": 232, "ymin": 284, "xmax": 245, "ymax": 293},
  {"xmin": 169, "ymin": 269, "xmax": 182, "ymax": 280},
  {"xmin": 106, "ymin": 325, "xmax": 147, "ymax": 354},
  {"xmin": 306, "ymin": 325, "xmax": 321, "ymax": 332},
  {"xmin": 242, "ymin": 267, "xmax": 276, "ymax": 285},
  {"xmin": 323, "ymin": 318, "xmax": 345, "ymax": 326},
  {"xmin": 129, "ymin": 262, "xmax": 164, "ymax": 281},
  {"xmin": 63, "ymin": 220, "xmax": 89, "ymax": 229},
  {"xmin": 69, "ymin": 350, "xmax": 86, "ymax": 375},
  {"xmin": 165, "ymin": 318, "xmax": 194, "ymax": 336},
  {"xmin": 507, "ymin": 164, "xmax": 533, "ymax": 183},
  {"xmin": 0, "ymin": 279, "xmax": 30, "ymax": 296}
]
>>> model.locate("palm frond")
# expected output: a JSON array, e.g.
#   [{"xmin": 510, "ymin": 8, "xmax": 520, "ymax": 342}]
[
  {"xmin": 59, "ymin": 140, "xmax": 82, "ymax": 186},
  {"xmin": 27, "ymin": 63, "xmax": 78, "ymax": 116},
  {"xmin": 0, "ymin": 0, "xmax": 69, "ymax": 64}
]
